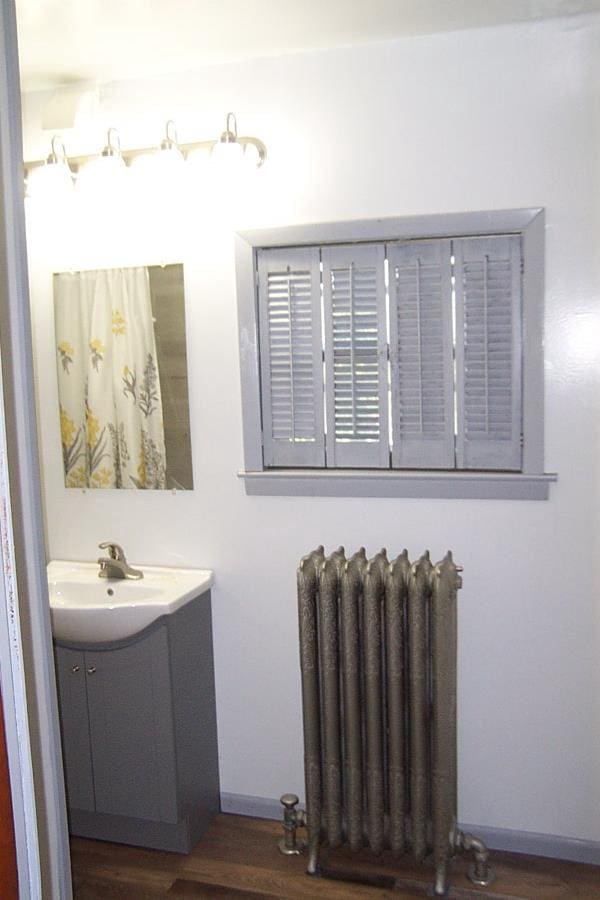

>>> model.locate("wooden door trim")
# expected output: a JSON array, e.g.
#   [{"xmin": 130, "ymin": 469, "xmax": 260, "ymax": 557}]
[{"xmin": 0, "ymin": 691, "xmax": 18, "ymax": 898}]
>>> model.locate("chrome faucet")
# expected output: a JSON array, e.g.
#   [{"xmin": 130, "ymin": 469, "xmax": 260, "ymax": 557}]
[{"xmin": 97, "ymin": 542, "xmax": 143, "ymax": 580}]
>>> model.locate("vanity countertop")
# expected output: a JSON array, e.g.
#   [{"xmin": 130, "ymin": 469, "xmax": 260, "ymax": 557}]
[{"xmin": 47, "ymin": 560, "xmax": 213, "ymax": 643}]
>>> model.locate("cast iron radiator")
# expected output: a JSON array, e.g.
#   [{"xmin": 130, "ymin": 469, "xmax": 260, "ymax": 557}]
[{"xmin": 292, "ymin": 545, "xmax": 493, "ymax": 897}]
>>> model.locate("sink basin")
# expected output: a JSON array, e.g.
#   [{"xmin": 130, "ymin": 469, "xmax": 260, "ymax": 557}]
[{"xmin": 47, "ymin": 560, "xmax": 213, "ymax": 644}]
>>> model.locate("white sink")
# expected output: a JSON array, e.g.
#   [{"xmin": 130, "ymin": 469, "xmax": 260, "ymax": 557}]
[{"xmin": 47, "ymin": 560, "xmax": 213, "ymax": 644}]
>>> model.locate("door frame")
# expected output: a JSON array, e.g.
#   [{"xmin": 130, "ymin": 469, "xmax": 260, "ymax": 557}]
[{"xmin": 0, "ymin": 1, "xmax": 72, "ymax": 897}]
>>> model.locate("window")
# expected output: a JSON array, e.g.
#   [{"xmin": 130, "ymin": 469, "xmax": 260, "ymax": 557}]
[{"xmin": 235, "ymin": 210, "xmax": 556, "ymax": 499}]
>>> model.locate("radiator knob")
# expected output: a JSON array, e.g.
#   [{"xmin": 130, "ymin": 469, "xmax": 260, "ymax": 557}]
[
  {"xmin": 279, "ymin": 793, "xmax": 305, "ymax": 855},
  {"xmin": 281, "ymin": 793, "xmax": 299, "ymax": 810}
]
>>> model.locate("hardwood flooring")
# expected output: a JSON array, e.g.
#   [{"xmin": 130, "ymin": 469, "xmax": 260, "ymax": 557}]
[{"xmin": 70, "ymin": 814, "xmax": 600, "ymax": 900}]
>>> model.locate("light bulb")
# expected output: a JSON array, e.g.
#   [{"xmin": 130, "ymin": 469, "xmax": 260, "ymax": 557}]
[
  {"xmin": 76, "ymin": 153, "xmax": 128, "ymax": 201},
  {"xmin": 157, "ymin": 120, "xmax": 185, "ymax": 178},
  {"xmin": 130, "ymin": 121, "xmax": 187, "ymax": 197},
  {"xmin": 75, "ymin": 127, "xmax": 129, "ymax": 202},
  {"xmin": 26, "ymin": 135, "xmax": 74, "ymax": 202},
  {"xmin": 26, "ymin": 160, "xmax": 74, "ymax": 201},
  {"xmin": 210, "ymin": 111, "xmax": 246, "ymax": 177},
  {"xmin": 211, "ymin": 139, "xmax": 244, "ymax": 168}
]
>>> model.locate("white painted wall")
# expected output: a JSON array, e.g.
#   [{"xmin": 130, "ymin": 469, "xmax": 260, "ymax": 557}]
[{"xmin": 22, "ymin": 14, "xmax": 600, "ymax": 842}]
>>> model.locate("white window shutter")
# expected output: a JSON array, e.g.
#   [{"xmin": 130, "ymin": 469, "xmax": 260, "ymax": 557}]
[
  {"xmin": 257, "ymin": 248, "xmax": 325, "ymax": 467},
  {"xmin": 454, "ymin": 235, "xmax": 522, "ymax": 471},
  {"xmin": 322, "ymin": 244, "xmax": 389, "ymax": 468},
  {"xmin": 388, "ymin": 240, "xmax": 455, "ymax": 469}
]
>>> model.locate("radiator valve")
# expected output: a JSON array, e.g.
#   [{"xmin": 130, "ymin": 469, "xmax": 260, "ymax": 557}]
[
  {"xmin": 278, "ymin": 793, "xmax": 306, "ymax": 855},
  {"xmin": 456, "ymin": 830, "xmax": 495, "ymax": 887}
]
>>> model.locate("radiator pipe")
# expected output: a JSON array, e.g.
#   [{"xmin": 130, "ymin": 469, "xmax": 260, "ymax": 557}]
[
  {"xmin": 456, "ymin": 830, "xmax": 495, "ymax": 887},
  {"xmin": 278, "ymin": 794, "xmax": 306, "ymax": 855}
]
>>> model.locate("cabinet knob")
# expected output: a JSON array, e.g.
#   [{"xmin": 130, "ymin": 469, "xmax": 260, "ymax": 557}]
[
  {"xmin": 86, "ymin": 666, "xmax": 97, "ymax": 675},
  {"xmin": 70, "ymin": 665, "xmax": 80, "ymax": 674}
]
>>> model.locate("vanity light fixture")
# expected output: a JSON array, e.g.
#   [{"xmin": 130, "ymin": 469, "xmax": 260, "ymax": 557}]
[
  {"xmin": 24, "ymin": 112, "xmax": 267, "ymax": 193},
  {"xmin": 211, "ymin": 112, "xmax": 244, "ymax": 167},
  {"xmin": 160, "ymin": 120, "xmax": 185, "ymax": 162},
  {"xmin": 75, "ymin": 127, "xmax": 128, "ymax": 197},
  {"xmin": 207, "ymin": 112, "xmax": 267, "ymax": 168},
  {"xmin": 140, "ymin": 119, "xmax": 186, "ymax": 182},
  {"xmin": 25, "ymin": 134, "xmax": 74, "ymax": 199}
]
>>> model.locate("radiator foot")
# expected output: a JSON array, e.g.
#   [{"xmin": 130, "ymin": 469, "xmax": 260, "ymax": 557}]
[
  {"xmin": 432, "ymin": 869, "xmax": 450, "ymax": 896},
  {"xmin": 457, "ymin": 830, "xmax": 495, "ymax": 888},
  {"xmin": 278, "ymin": 794, "xmax": 306, "ymax": 856},
  {"xmin": 307, "ymin": 837, "xmax": 320, "ymax": 875}
]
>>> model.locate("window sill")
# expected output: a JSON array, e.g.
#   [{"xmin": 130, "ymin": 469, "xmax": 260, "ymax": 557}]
[{"xmin": 239, "ymin": 469, "xmax": 557, "ymax": 500}]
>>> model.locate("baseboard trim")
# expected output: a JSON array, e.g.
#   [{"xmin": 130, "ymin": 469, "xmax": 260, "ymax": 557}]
[
  {"xmin": 459, "ymin": 822, "xmax": 600, "ymax": 866},
  {"xmin": 220, "ymin": 793, "xmax": 600, "ymax": 865},
  {"xmin": 221, "ymin": 792, "xmax": 283, "ymax": 821}
]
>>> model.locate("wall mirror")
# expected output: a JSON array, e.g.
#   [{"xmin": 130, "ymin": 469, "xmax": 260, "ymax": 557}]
[{"xmin": 54, "ymin": 263, "xmax": 193, "ymax": 490}]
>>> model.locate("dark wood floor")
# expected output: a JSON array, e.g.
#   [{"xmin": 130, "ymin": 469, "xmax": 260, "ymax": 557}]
[{"xmin": 70, "ymin": 814, "xmax": 600, "ymax": 899}]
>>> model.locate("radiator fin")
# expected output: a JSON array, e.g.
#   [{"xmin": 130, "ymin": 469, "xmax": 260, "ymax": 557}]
[
  {"xmin": 385, "ymin": 550, "xmax": 411, "ymax": 855},
  {"xmin": 319, "ymin": 550, "xmax": 345, "ymax": 847},
  {"xmin": 340, "ymin": 550, "xmax": 367, "ymax": 851},
  {"xmin": 407, "ymin": 552, "xmax": 433, "ymax": 862},
  {"xmin": 363, "ymin": 551, "xmax": 388, "ymax": 853}
]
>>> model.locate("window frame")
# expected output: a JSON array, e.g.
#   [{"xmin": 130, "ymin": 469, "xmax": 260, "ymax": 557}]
[{"xmin": 235, "ymin": 209, "xmax": 556, "ymax": 500}]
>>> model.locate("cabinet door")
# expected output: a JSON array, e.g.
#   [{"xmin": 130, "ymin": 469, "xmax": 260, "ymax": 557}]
[
  {"xmin": 84, "ymin": 627, "xmax": 178, "ymax": 823},
  {"xmin": 54, "ymin": 647, "xmax": 95, "ymax": 812}
]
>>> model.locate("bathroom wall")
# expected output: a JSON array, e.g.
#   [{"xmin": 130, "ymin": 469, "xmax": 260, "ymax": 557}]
[{"xmin": 22, "ymin": 14, "xmax": 600, "ymax": 843}]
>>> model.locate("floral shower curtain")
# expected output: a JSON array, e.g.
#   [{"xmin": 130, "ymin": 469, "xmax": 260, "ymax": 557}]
[{"xmin": 55, "ymin": 267, "xmax": 167, "ymax": 489}]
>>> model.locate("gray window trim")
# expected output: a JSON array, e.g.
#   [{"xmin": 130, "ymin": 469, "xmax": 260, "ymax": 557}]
[{"xmin": 235, "ymin": 209, "xmax": 556, "ymax": 500}]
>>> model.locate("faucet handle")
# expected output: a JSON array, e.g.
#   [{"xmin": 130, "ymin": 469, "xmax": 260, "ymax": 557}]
[{"xmin": 98, "ymin": 542, "xmax": 126, "ymax": 561}]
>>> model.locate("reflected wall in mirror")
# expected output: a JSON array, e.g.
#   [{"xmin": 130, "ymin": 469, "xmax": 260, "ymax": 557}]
[{"xmin": 54, "ymin": 264, "xmax": 193, "ymax": 490}]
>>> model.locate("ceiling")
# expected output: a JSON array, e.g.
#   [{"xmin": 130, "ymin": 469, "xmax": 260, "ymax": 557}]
[{"xmin": 16, "ymin": 0, "xmax": 600, "ymax": 92}]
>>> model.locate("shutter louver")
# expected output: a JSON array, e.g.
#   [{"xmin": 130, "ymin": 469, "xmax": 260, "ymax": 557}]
[
  {"xmin": 322, "ymin": 244, "xmax": 389, "ymax": 468},
  {"xmin": 257, "ymin": 248, "xmax": 325, "ymax": 467},
  {"xmin": 388, "ymin": 240, "xmax": 455, "ymax": 468},
  {"xmin": 454, "ymin": 235, "xmax": 522, "ymax": 471}
]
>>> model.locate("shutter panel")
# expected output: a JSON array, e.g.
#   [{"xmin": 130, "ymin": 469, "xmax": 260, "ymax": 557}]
[
  {"xmin": 322, "ymin": 244, "xmax": 389, "ymax": 468},
  {"xmin": 257, "ymin": 248, "xmax": 325, "ymax": 467},
  {"xmin": 454, "ymin": 235, "xmax": 522, "ymax": 471},
  {"xmin": 388, "ymin": 240, "xmax": 454, "ymax": 468}
]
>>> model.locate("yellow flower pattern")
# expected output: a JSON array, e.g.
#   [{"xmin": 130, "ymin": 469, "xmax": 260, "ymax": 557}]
[
  {"xmin": 89, "ymin": 338, "xmax": 105, "ymax": 371},
  {"xmin": 91, "ymin": 466, "xmax": 113, "ymax": 488},
  {"xmin": 60, "ymin": 406, "xmax": 76, "ymax": 448},
  {"xmin": 112, "ymin": 310, "xmax": 126, "ymax": 335},
  {"xmin": 60, "ymin": 405, "xmax": 85, "ymax": 486},
  {"xmin": 66, "ymin": 466, "xmax": 86, "ymax": 488},
  {"xmin": 86, "ymin": 411, "xmax": 100, "ymax": 448}
]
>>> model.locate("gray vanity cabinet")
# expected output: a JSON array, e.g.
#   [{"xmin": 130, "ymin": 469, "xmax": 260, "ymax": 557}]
[
  {"xmin": 54, "ymin": 591, "xmax": 220, "ymax": 852},
  {"xmin": 55, "ymin": 646, "xmax": 95, "ymax": 813},
  {"xmin": 57, "ymin": 629, "xmax": 178, "ymax": 823}
]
